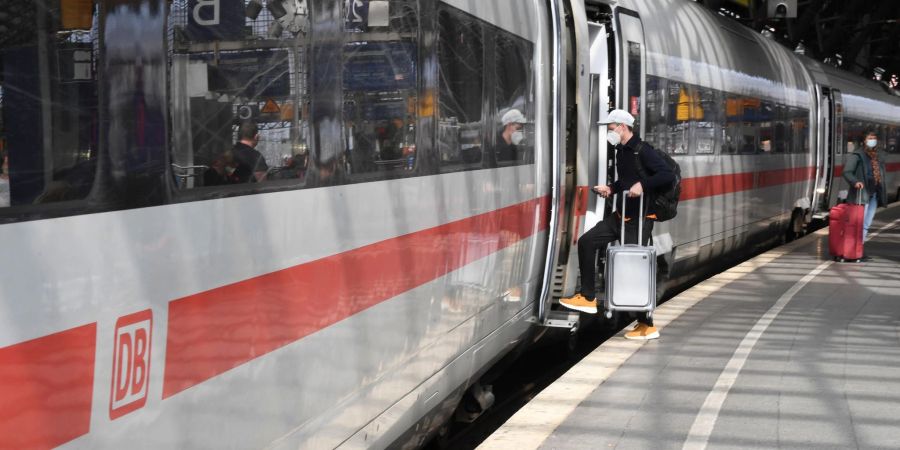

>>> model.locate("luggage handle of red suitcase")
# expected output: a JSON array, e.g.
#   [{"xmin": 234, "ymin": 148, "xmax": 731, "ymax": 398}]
[
  {"xmin": 619, "ymin": 192, "xmax": 645, "ymax": 245},
  {"xmin": 854, "ymin": 186, "xmax": 865, "ymax": 205}
]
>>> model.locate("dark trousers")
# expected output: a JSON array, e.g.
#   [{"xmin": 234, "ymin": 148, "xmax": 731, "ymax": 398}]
[{"xmin": 578, "ymin": 213, "xmax": 655, "ymax": 326}]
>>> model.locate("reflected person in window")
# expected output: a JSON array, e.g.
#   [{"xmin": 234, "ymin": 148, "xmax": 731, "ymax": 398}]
[
  {"xmin": 231, "ymin": 121, "xmax": 269, "ymax": 183},
  {"xmin": 497, "ymin": 109, "xmax": 527, "ymax": 161}
]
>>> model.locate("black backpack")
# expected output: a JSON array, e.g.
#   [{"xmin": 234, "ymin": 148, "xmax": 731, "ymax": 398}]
[{"xmin": 633, "ymin": 142, "xmax": 681, "ymax": 222}]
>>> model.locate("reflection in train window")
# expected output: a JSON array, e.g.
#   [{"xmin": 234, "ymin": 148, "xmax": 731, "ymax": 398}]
[
  {"xmin": 758, "ymin": 101, "xmax": 775, "ymax": 153},
  {"xmin": 0, "ymin": 1, "xmax": 100, "ymax": 209},
  {"xmin": 668, "ymin": 81, "xmax": 691, "ymax": 155},
  {"xmin": 644, "ymin": 75, "xmax": 811, "ymax": 157},
  {"xmin": 644, "ymin": 76, "xmax": 666, "ymax": 151},
  {"xmin": 844, "ymin": 119, "xmax": 900, "ymax": 154},
  {"xmin": 167, "ymin": 0, "xmax": 424, "ymax": 191},
  {"xmin": 437, "ymin": 7, "xmax": 485, "ymax": 169},
  {"xmin": 494, "ymin": 27, "xmax": 535, "ymax": 165},
  {"xmin": 627, "ymin": 42, "xmax": 642, "ymax": 135},
  {"xmin": 167, "ymin": 0, "xmax": 308, "ymax": 190},
  {"xmin": 791, "ymin": 107, "xmax": 809, "ymax": 153},
  {"xmin": 887, "ymin": 126, "xmax": 899, "ymax": 153},
  {"xmin": 844, "ymin": 119, "xmax": 866, "ymax": 154},
  {"xmin": 342, "ymin": 1, "xmax": 419, "ymax": 178}
]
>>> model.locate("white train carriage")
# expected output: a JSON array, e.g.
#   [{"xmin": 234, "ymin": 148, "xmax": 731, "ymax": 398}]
[
  {"xmin": 802, "ymin": 57, "xmax": 900, "ymax": 217},
  {"xmin": 0, "ymin": 1, "xmax": 898, "ymax": 449}
]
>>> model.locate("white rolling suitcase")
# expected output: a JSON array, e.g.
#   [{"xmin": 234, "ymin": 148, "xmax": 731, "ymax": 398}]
[{"xmin": 603, "ymin": 194, "xmax": 656, "ymax": 319}]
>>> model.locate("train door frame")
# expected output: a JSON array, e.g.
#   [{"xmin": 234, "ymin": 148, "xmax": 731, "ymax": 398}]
[
  {"xmin": 537, "ymin": 0, "xmax": 574, "ymax": 328},
  {"xmin": 811, "ymin": 86, "xmax": 843, "ymax": 219},
  {"xmin": 811, "ymin": 85, "xmax": 832, "ymax": 218},
  {"xmin": 830, "ymin": 90, "xmax": 844, "ymax": 205},
  {"xmin": 551, "ymin": 1, "xmax": 613, "ymax": 302}
]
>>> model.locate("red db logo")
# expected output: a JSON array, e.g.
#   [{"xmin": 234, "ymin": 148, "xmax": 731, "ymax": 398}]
[{"xmin": 109, "ymin": 309, "xmax": 152, "ymax": 420}]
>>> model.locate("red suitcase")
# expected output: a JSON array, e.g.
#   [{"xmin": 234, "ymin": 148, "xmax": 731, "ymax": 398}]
[{"xmin": 829, "ymin": 200, "xmax": 864, "ymax": 261}]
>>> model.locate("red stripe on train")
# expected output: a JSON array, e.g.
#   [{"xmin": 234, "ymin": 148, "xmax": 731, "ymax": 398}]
[
  {"xmin": 680, "ymin": 166, "xmax": 815, "ymax": 201},
  {"xmin": 0, "ymin": 324, "xmax": 97, "ymax": 449},
  {"xmin": 680, "ymin": 172, "xmax": 755, "ymax": 201},
  {"xmin": 162, "ymin": 196, "xmax": 550, "ymax": 398},
  {"xmin": 756, "ymin": 166, "xmax": 816, "ymax": 188}
]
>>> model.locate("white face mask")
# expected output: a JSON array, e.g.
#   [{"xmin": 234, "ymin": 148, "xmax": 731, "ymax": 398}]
[
  {"xmin": 511, "ymin": 130, "xmax": 525, "ymax": 145},
  {"xmin": 606, "ymin": 127, "xmax": 622, "ymax": 146},
  {"xmin": 866, "ymin": 139, "xmax": 878, "ymax": 148}
]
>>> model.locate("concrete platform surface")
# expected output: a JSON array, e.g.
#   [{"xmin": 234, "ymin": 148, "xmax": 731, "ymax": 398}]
[{"xmin": 481, "ymin": 203, "xmax": 900, "ymax": 450}]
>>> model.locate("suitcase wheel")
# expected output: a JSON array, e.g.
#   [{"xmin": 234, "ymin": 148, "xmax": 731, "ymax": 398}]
[{"xmin": 604, "ymin": 309, "xmax": 612, "ymax": 319}]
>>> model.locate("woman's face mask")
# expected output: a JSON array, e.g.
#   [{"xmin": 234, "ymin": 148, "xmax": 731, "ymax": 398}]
[
  {"xmin": 866, "ymin": 138, "xmax": 878, "ymax": 149},
  {"xmin": 606, "ymin": 124, "xmax": 622, "ymax": 146}
]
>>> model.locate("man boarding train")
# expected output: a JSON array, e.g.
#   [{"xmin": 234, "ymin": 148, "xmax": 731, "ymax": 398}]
[{"xmin": 560, "ymin": 110, "xmax": 676, "ymax": 340}]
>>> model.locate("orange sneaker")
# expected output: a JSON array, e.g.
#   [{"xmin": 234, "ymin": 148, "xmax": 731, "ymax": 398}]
[
  {"xmin": 625, "ymin": 324, "xmax": 659, "ymax": 340},
  {"xmin": 559, "ymin": 293, "xmax": 598, "ymax": 314}
]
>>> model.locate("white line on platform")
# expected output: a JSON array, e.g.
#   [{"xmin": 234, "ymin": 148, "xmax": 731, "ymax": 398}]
[
  {"xmin": 682, "ymin": 215, "xmax": 900, "ymax": 450},
  {"xmin": 681, "ymin": 259, "xmax": 832, "ymax": 450}
]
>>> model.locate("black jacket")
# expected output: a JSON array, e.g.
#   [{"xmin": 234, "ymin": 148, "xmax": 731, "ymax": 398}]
[
  {"xmin": 232, "ymin": 142, "xmax": 269, "ymax": 183},
  {"xmin": 610, "ymin": 135, "xmax": 675, "ymax": 219},
  {"xmin": 842, "ymin": 149, "xmax": 888, "ymax": 207}
]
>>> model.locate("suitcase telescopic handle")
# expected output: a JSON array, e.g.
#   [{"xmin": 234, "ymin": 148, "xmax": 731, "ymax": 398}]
[
  {"xmin": 856, "ymin": 186, "xmax": 865, "ymax": 205},
  {"xmin": 619, "ymin": 192, "xmax": 644, "ymax": 245}
]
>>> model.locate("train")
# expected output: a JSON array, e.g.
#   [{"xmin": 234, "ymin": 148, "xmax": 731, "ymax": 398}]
[{"xmin": 1, "ymin": 0, "xmax": 898, "ymax": 448}]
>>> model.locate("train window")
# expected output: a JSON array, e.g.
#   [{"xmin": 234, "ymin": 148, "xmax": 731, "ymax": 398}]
[
  {"xmin": 758, "ymin": 101, "xmax": 775, "ymax": 153},
  {"xmin": 644, "ymin": 76, "xmax": 810, "ymax": 157},
  {"xmin": 844, "ymin": 120, "xmax": 866, "ymax": 154},
  {"xmin": 493, "ymin": 30, "xmax": 534, "ymax": 165},
  {"xmin": 167, "ymin": 0, "xmax": 423, "ymax": 192},
  {"xmin": 0, "ymin": 1, "xmax": 100, "ymax": 211},
  {"xmin": 342, "ymin": 1, "xmax": 420, "ymax": 179},
  {"xmin": 887, "ymin": 126, "xmax": 899, "ymax": 153},
  {"xmin": 437, "ymin": 6, "xmax": 485, "ymax": 170},
  {"xmin": 694, "ymin": 86, "xmax": 721, "ymax": 155},
  {"xmin": 627, "ymin": 42, "xmax": 642, "ymax": 135},
  {"xmin": 772, "ymin": 105, "xmax": 788, "ymax": 154},
  {"xmin": 791, "ymin": 107, "xmax": 809, "ymax": 154},
  {"xmin": 644, "ymin": 76, "xmax": 667, "ymax": 152},
  {"xmin": 167, "ymin": 0, "xmax": 309, "ymax": 191},
  {"xmin": 739, "ymin": 98, "xmax": 762, "ymax": 154},
  {"xmin": 666, "ymin": 82, "xmax": 692, "ymax": 155},
  {"xmin": 723, "ymin": 95, "xmax": 742, "ymax": 154}
]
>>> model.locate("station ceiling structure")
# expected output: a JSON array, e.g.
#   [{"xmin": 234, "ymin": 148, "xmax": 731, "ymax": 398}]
[{"xmin": 697, "ymin": 0, "xmax": 900, "ymax": 91}]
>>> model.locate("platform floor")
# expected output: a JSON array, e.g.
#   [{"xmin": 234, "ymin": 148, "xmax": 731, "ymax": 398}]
[{"xmin": 481, "ymin": 203, "xmax": 900, "ymax": 450}]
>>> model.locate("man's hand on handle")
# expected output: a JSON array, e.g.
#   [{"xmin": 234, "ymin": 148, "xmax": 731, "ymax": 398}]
[
  {"xmin": 628, "ymin": 182, "xmax": 643, "ymax": 198},
  {"xmin": 855, "ymin": 182, "xmax": 864, "ymax": 190},
  {"xmin": 593, "ymin": 185, "xmax": 612, "ymax": 198}
]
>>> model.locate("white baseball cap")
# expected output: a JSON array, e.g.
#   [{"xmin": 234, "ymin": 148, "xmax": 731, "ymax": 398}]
[
  {"xmin": 599, "ymin": 109, "xmax": 635, "ymax": 127},
  {"xmin": 501, "ymin": 109, "xmax": 527, "ymax": 126}
]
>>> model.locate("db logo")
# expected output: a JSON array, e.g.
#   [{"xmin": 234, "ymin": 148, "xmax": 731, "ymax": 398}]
[{"xmin": 109, "ymin": 309, "xmax": 152, "ymax": 419}]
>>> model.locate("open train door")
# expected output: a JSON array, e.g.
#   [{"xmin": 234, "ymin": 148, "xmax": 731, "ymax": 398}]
[
  {"xmin": 538, "ymin": 1, "xmax": 614, "ymax": 328},
  {"xmin": 811, "ymin": 87, "xmax": 843, "ymax": 219},
  {"xmin": 829, "ymin": 90, "xmax": 844, "ymax": 205},
  {"xmin": 541, "ymin": 3, "xmax": 647, "ymax": 317}
]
